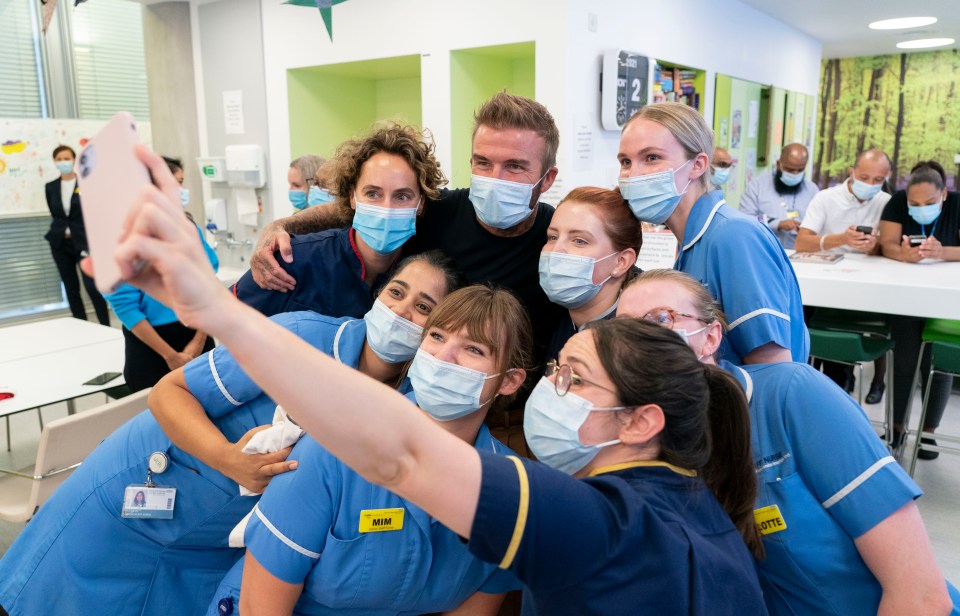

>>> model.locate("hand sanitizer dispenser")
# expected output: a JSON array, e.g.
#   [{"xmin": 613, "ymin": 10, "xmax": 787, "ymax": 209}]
[{"xmin": 224, "ymin": 144, "xmax": 266, "ymax": 188}]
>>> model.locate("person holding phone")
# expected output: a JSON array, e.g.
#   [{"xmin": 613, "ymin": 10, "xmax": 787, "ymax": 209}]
[
  {"xmin": 879, "ymin": 161, "xmax": 960, "ymax": 456},
  {"xmin": 86, "ymin": 146, "xmax": 769, "ymax": 615},
  {"xmin": 103, "ymin": 156, "xmax": 219, "ymax": 392},
  {"xmin": 43, "ymin": 145, "xmax": 111, "ymax": 325}
]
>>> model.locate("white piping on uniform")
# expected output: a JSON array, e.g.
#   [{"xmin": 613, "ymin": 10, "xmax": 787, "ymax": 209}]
[
  {"xmin": 333, "ymin": 321, "xmax": 349, "ymax": 364},
  {"xmin": 210, "ymin": 352, "xmax": 241, "ymax": 406},
  {"xmin": 681, "ymin": 199, "xmax": 726, "ymax": 251},
  {"xmin": 822, "ymin": 456, "xmax": 896, "ymax": 509},
  {"xmin": 734, "ymin": 366, "xmax": 754, "ymax": 403},
  {"xmin": 254, "ymin": 504, "xmax": 321, "ymax": 559},
  {"xmin": 728, "ymin": 308, "xmax": 791, "ymax": 331}
]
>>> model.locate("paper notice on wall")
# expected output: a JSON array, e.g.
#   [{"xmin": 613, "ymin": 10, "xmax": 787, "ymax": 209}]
[
  {"xmin": 540, "ymin": 176, "xmax": 564, "ymax": 207},
  {"xmin": 573, "ymin": 113, "xmax": 595, "ymax": 172},
  {"xmin": 223, "ymin": 90, "xmax": 245, "ymax": 135},
  {"xmin": 637, "ymin": 228, "xmax": 678, "ymax": 271},
  {"xmin": 748, "ymin": 100, "xmax": 759, "ymax": 139}
]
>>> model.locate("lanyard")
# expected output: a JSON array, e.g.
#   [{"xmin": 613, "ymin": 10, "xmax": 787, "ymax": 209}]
[{"xmin": 921, "ymin": 219, "xmax": 939, "ymax": 238}]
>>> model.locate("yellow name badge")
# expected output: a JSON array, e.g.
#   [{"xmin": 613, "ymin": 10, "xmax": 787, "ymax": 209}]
[
  {"xmin": 754, "ymin": 504, "xmax": 787, "ymax": 536},
  {"xmin": 358, "ymin": 508, "xmax": 405, "ymax": 533}
]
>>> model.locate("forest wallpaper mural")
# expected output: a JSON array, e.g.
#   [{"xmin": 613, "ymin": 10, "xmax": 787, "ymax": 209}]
[{"xmin": 814, "ymin": 48, "xmax": 960, "ymax": 189}]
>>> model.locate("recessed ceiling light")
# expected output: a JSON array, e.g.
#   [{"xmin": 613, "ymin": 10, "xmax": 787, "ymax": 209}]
[
  {"xmin": 897, "ymin": 37, "xmax": 955, "ymax": 49},
  {"xmin": 870, "ymin": 17, "xmax": 937, "ymax": 30}
]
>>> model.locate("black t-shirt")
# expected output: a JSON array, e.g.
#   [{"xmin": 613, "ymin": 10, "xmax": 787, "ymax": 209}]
[
  {"xmin": 404, "ymin": 188, "xmax": 564, "ymax": 363},
  {"xmin": 881, "ymin": 190, "xmax": 960, "ymax": 245}
]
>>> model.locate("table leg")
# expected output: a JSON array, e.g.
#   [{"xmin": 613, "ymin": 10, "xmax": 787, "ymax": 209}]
[{"xmin": 67, "ymin": 399, "xmax": 76, "ymax": 415}]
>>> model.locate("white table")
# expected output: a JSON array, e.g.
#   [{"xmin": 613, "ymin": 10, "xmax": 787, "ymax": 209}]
[
  {"xmin": 0, "ymin": 318, "xmax": 125, "ymax": 450},
  {"xmin": 790, "ymin": 253, "xmax": 960, "ymax": 320}
]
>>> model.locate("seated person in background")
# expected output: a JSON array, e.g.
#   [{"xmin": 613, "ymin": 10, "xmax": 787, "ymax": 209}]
[
  {"xmin": 233, "ymin": 123, "xmax": 445, "ymax": 319},
  {"xmin": 795, "ymin": 148, "xmax": 891, "ymax": 255},
  {"xmin": 540, "ymin": 186, "xmax": 640, "ymax": 360},
  {"xmin": 208, "ymin": 286, "xmax": 528, "ymax": 616},
  {"xmin": 618, "ymin": 268, "xmax": 957, "ymax": 616},
  {"xmin": 795, "ymin": 148, "xmax": 891, "ymax": 395},
  {"xmin": 104, "ymin": 155, "xmax": 218, "ymax": 392},
  {"xmin": 247, "ymin": 92, "xmax": 566, "ymax": 364},
  {"xmin": 618, "ymin": 102, "xmax": 808, "ymax": 365},
  {"xmin": 739, "ymin": 143, "xmax": 819, "ymax": 249},
  {"xmin": 710, "ymin": 146, "xmax": 734, "ymax": 190},
  {"xmin": 287, "ymin": 154, "xmax": 326, "ymax": 211},
  {"xmin": 0, "ymin": 248, "xmax": 462, "ymax": 616},
  {"xmin": 880, "ymin": 161, "xmax": 960, "ymax": 457}
]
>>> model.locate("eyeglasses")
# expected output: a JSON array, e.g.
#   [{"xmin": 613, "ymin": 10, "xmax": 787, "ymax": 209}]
[
  {"xmin": 545, "ymin": 360, "xmax": 620, "ymax": 397},
  {"xmin": 641, "ymin": 307, "xmax": 711, "ymax": 330}
]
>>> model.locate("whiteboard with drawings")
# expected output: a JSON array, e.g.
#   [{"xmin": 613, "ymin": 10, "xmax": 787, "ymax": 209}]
[{"xmin": 0, "ymin": 118, "xmax": 152, "ymax": 216}]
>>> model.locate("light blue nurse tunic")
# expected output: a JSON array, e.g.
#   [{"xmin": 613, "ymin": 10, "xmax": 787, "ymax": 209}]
[
  {"xmin": 0, "ymin": 312, "xmax": 380, "ymax": 616},
  {"xmin": 675, "ymin": 190, "xmax": 809, "ymax": 364},
  {"xmin": 206, "ymin": 423, "xmax": 519, "ymax": 615},
  {"xmin": 722, "ymin": 359, "xmax": 959, "ymax": 615}
]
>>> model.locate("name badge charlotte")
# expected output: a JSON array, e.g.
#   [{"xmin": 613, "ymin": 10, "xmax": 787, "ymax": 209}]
[
  {"xmin": 754, "ymin": 504, "xmax": 787, "ymax": 536},
  {"xmin": 122, "ymin": 485, "xmax": 177, "ymax": 519},
  {"xmin": 358, "ymin": 508, "xmax": 405, "ymax": 533}
]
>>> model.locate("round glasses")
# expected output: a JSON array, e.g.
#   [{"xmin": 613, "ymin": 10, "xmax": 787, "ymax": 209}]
[
  {"xmin": 544, "ymin": 360, "xmax": 620, "ymax": 397},
  {"xmin": 641, "ymin": 307, "xmax": 711, "ymax": 330}
]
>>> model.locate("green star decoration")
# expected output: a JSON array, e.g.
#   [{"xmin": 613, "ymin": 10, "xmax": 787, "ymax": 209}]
[{"xmin": 283, "ymin": 0, "xmax": 350, "ymax": 41}]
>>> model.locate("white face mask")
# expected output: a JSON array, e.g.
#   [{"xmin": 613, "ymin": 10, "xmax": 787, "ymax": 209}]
[
  {"xmin": 363, "ymin": 299, "xmax": 423, "ymax": 363},
  {"xmin": 468, "ymin": 170, "xmax": 549, "ymax": 229},
  {"xmin": 408, "ymin": 349, "xmax": 500, "ymax": 421}
]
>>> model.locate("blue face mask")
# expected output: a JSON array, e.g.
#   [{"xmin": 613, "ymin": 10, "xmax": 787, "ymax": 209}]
[
  {"xmin": 55, "ymin": 160, "xmax": 75, "ymax": 175},
  {"xmin": 618, "ymin": 160, "xmax": 692, "ymax": 224},
  {"xmin": 523, "ymin": 377, "xmax": 625, "ymax": 475},
  {"xmin": 539, "ymin": 251, "xmax": 617, "ymax": 309},
  {"xmin": 851, "ymin": 179, "xmax": 883, "ymax": 201},
  {"xmin": 711, "ymin": 167, "xmax": 731, "ymax": 186},
  {"xmin": 469, "ymin": 171, "xmax": 547, "ymax": 229},
  {"xmin": 308, "ymin": 185, "xmax": 335, "ymax": 207},
  {"xmin": 779, "ymin": 170, "xmax": 804, "ymax": 187},
  {"xmin": 179, "ymin": 187, "xmax": 190, "ymax": 207},
  {"xmin": 363, "ymin": 299, "xmax": 423, "ymax": 363},
  {"xmin": 289, "ymin": 190, "xmax": 308, "ymax": 210},
  {"xmin": 408, "ymin": 349, "xmax": 499, "ymax": 421},
  {"xmin": 908, "ymin": 202, "xmax": 942, "ymax": 226},
  {"xmin": 351, "ymin": 199, "xmax": 418, "ymax": 255}
]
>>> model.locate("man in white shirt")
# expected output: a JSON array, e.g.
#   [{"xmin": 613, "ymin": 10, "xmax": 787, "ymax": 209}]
[
  {"xmin": 739, "ymin": 143, "xmax": 819, "ymax": 249},
  {"xmin": 795, "ymin": 149, "xmax": 891, "ymax": 254},
  {"xmin": 795, "ymin": 148, "xmax": 891, "ymax": 401}
]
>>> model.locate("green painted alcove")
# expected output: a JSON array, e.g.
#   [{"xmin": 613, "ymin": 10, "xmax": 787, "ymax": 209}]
[
  {"xmin": 287, "ymin": 55, "xmax": 422, "ymax": 161},
  {"xmin": 449, "ymin": 42, "xmax": 535, "ymax": 187}
]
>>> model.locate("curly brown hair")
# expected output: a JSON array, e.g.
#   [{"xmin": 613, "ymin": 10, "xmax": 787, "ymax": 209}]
[{"xmin": 328, "ymin": 123, "xmax": 446, "ymax": 224}]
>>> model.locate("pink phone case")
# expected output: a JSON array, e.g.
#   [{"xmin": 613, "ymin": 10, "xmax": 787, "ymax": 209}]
[{"xmin": 76, "ymin": 112, "xmax": 152, "ymax": 294}]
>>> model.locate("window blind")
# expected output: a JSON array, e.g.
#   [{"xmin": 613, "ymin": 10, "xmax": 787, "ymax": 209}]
[
  {"xmin": 71, "ymin": 0, "xmax": 151, "ymax": 122},
  {"xmin": 0, "ymin": 216, "xmax": 68, "ymax": 321},
  {"xmin": 0, "ymin": 1, "xmax": 45, "ymax": 118}
]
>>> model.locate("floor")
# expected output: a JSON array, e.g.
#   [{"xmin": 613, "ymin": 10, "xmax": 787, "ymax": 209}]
[{"xmin": 0, "ymin": 348, "xmax": 958, "ymax": 588}]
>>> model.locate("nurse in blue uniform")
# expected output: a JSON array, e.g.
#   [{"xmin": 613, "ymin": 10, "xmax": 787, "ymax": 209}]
[
  {"xmin": 617, "ymin": 268, "xmax": 958, "ymax": 616},
  {"xmin": 233, "ymin": 123, "xmax": 445, "ymax": 319},
  {"xmin": 209, "ymin": 285, "xmax": 529, "ymax": 616},
  {"xmin": 540, "ymin": 186, "xmax": 641, "ymax": 361},
  {"xmin": 617, "ymin": 102, "xmax": 808, "ymax": 365},
  {"xmin": 0, "ymin": 251, "xmax": 461, "ymax": 616}
]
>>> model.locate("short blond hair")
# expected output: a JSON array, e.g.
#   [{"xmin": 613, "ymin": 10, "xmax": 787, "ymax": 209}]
[{"xmin": 472, "ymin": 91, "xmax": 559, "ymax": 174}]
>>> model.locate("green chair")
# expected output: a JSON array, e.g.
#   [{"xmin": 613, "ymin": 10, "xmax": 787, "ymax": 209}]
[
  {"xmin": 808, "ymin": 328, "xmax": 895, "ymax": 446},
  {"xmin": 810, "ymin": 308, "xmax": 891, "ymax": 337},
  {"xmin": 907, "ymin": 319, "xmax": 960, "ymax": 476}
]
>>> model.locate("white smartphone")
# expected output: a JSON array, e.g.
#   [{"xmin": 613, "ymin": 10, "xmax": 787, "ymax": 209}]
[{"xmin": 76, "ymin": 112, "xmax": 152, "ymax": 293}]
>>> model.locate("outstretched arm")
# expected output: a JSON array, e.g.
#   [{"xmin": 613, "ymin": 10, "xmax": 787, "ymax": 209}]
[{"xmin": 117, "ymin": 145, "xmax": 482, "ymax": 537}]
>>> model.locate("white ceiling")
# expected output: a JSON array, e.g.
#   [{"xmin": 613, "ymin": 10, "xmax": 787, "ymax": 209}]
[{"xmin": 738, "ymin": 0, "xmax": 960, "ymax": 58}]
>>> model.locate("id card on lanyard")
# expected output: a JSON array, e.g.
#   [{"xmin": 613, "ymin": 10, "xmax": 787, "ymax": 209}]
[{"xmin": 121, "ymin": 451, "xmax": 177, "ymax": 520}]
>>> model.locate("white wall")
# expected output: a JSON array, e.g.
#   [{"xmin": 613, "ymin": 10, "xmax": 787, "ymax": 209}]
[
  {"xmin": 259, "ymin": 0, "xmax": 567, "ymax": 219},
  {"xmin": 561, "ymin": 0, "xmax": 823, "ymax": 190},
  {"xmin": 211, "ymin": 0, "xmax": 822, "ymax": 219}
]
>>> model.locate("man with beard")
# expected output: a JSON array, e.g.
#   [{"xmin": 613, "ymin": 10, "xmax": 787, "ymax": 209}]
[{"xmin": 739, "ymin": 143, "xmax": 818, "ymax": 249}]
